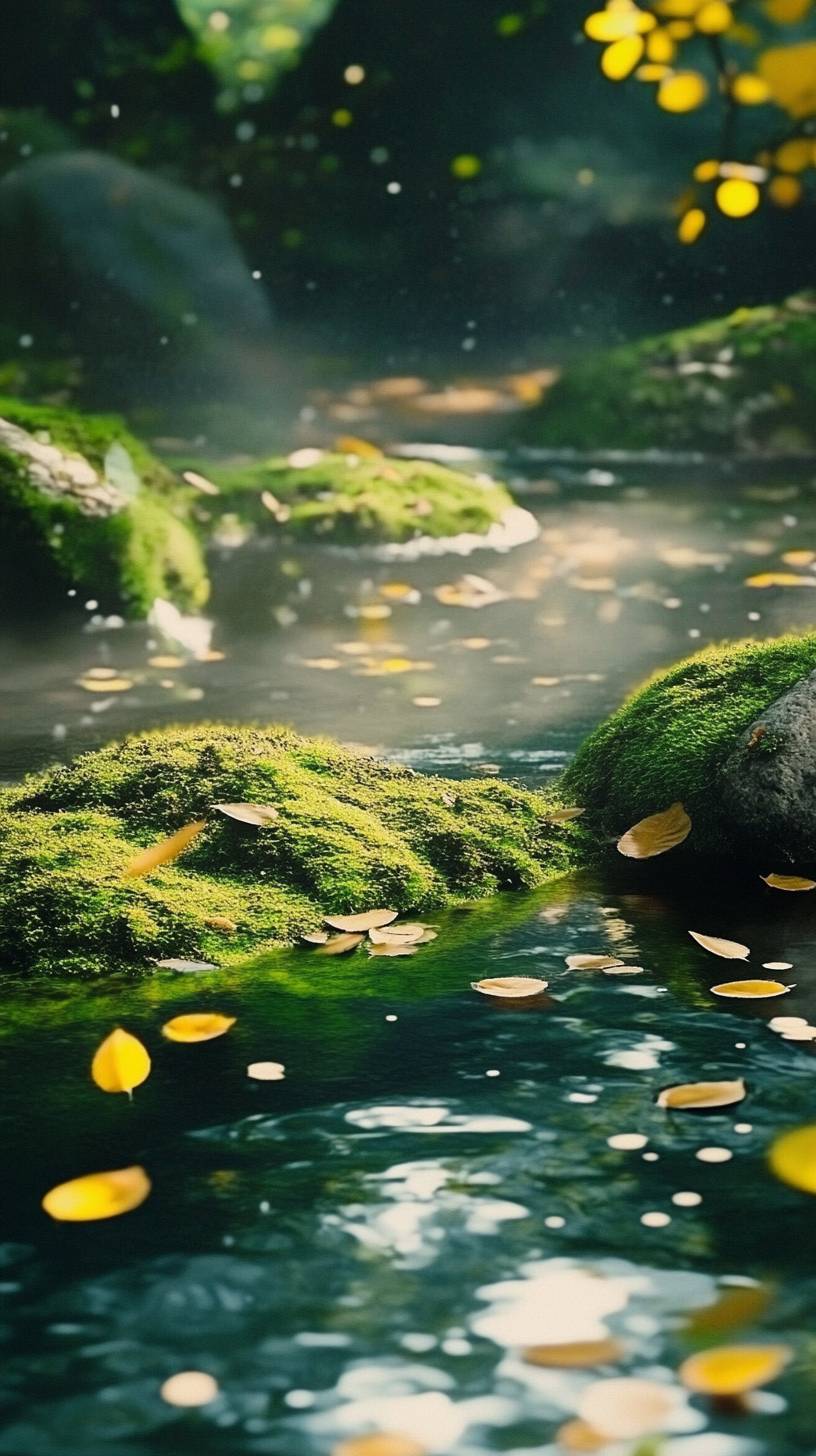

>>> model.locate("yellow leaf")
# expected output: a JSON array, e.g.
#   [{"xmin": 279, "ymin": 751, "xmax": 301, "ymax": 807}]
[
  {"xmin": 213, "ymin": 802, "xmax": 279, "ymax": 825},
  {"xmin": 711, "ymin": 979, "xmax": 792, "ymax": 998},
  {"xmin": 162, "ymin": 1013, "xmax": 236, "ymax": 1043},
  {"xmin": 617, "ymin": 802, "xmax": 691, "ymax": 858},
  {"xmin": 586, "ymin": 5, "xmax": 656, "ymax": 41},
  {"xmin": 556, "ymin": 1419, "xmax": 609, "ymax": 1453},
  {"xmin": 761, "ymin": 873, "xmax": 816, "ymax": 891},
  {"xmin": 775, "ymin": 136, "xmax": 813, "ymax": 172},
  {"xmin": 205, "ymin": 915, "xmax": 238, "ymax": 931},
  {"xmin": 77, "ymin": 676, "xmax": 134, "ymax": 693},
  {"xmin": 689, "ymin": 930, "xmax": 750, "ymax": 958},
  {"xmin": 658, "ymin": 71, "xmax": 709, "ymax": 112},
  {"xmin": 678, "ymin": 207, "xmax": 707, "ymax": 243},
  {"xmin": 333, "ymin": 1436, "xmax": 427, "ymax": 1456},
  {"xmin": 732, "ymin": 72, "xmax": 771, "ymax": 104},
  {"xmin": 745, "ymin": 570, "xmax": 816, "ymax": 586},
  {"xmin": 601, "ymin": 34, "xmax": 645, "ymax": 79},
  {"xmin": 91, "ymin": 1028, "xmax": 151, "ymax": 1095},
  {"xmin": 758, "ymin": 41, "xmax": 816, "ymax": 118},
  {"xmin": 765, "ymin": 0, "xmax": 813, "ymax": 19},
  {"xmin": 324, "ymin": 909, "xmax": 398, "ymax": 932},
  {"xmin": 471, "ymin": 975, "xmax": 549, "ymax": 998},
  {"xmin": 715, "ymin": 177, "xmax": 761, "ymax": 216},
  {"xmin": 124, "ymin": 820, "xmax": 206, "ymax": 878},
  {"xmin": 42, "ymin": 1166, "xmax": 151, "ymax": 1222},
  {"xmin": 693, "ymin": 158, "xmax": 720, "ymax": 180},
  {"xmin": 769, "ymin": 1122, "xmax": 816, "ymax": 1192},
  {"xmin": 679, "ymin": 1344, "xmax": 791, "ymax": 1395},
  {"xmin": 523, "ymin": 1339, "xmax": 625, "ymax": 1368},
  {"xmin": 314, "ymin": 932, "xmax": 366, "ymax": 955},
  {"xmin": 647, "ymin": 26, "xmax": 677, "ymax": 61},
  {"xmin": 566, "ymin": 953, "xmax": 624, "ymax": 970},
  {"xmin": 695, "ymin": 0, "xmax": 733, "ymax": 32},
  {"xmin": 687, "ymin": 1282, "xmax": 772, "ymax": 1334},
  {"xmin": 334, "ymin": 435, "xmax": 384, "ymax": 458},
  {"xmin": 657, "ymin": 1078, "xmax": 746, "ymax": 1110}
]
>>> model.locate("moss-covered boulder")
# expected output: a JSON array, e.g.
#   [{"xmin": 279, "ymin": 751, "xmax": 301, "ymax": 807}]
[
  {"xmin": 564, "ymin": 633, "xmax": 816, "ymax": 862},
  {"xmin": 521, "ymin": 295, "xmax": 816, "ymax": 454},
  {"xmin": 206, "ymin": 450, "xmax": 517, "ymax": 546},
  {"xmin": 0, "ymin": 723, "xmax": 582, "ymax": 976},
  {"xmin": 0, "ymin": 397, "xmax": 208, "ymax": 615}
]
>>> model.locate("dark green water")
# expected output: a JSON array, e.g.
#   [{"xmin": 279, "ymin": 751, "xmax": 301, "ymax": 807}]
[{"xmin": 3, "ymin": 457, "xmax": 816, "ymax": 1454}]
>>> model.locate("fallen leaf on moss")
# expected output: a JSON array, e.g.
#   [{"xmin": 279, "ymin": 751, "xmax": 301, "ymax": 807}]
[
  {"xmin": 92, "ymin": 1028, "xmax": 151, "ymax": 1095},
  {"xmin": 162, "ymin": 1013, "xmax": 236, "ymax": 1042},
  {"xmin": 679, "ymin": 1343, "xmax": 791, "ymax": 1396},
  {"xmin": 657, "ymin": 1078, "xmax": 746, "ymax": 1111},
  {"xmin": 472, "ymin": 975, "xmax": 548, "ymax": 998},
  {"xmin": 617, "ymin": 802, "xmax": 691, "ymax": 859},
  {"xmin": 761, "ymin": 873, "xmax": 816, "ymax": 891},
  {"xmin": 124, "ymin": 820, "xmax": 206, "ymax": 877},
  {"xmin": 523, "ymin": 1338, "xmax": 624, "ymax": 1368},
  {"xmin": 324, "ymin": 909, "xmax": 398, "ymax": 932},
  {"xmin": 689, "ymin": 931, "xmax": 750, "ymax": 959},
  {"xmin": 711, "ymin": 979, "xmax": 792, "ymax": 998},
  {"xmin": 42, "ymin": 1166, "xmax": 151, "ymax": 1221},
  {"xmin": 213, "ymin": 802, "xmax": 279, "ymax": 826},
  {"xmin": 550, "ymin": 807, "xmax": 586, "ymax": 823},
  {"xmin": 744, "ymin": 571, "xmax": 816, "ymax": 587},
  {"xmin": 769, "ymin": 1122, "xmax": 816, "ymax": 1192}
]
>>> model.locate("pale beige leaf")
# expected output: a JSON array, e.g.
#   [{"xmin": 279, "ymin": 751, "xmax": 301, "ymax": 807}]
[
  {"xmin": 314, "ymin": 932, "xmax": 365, "ymax": 955},
  {"xmin": 367, "ymin": 942, "xmax": 417, "ymax": 957},
  {"xmin": 161, "ymin": 1370, "xmax": 220, "ymax": 1406},
  {"xmin": 550, "ymin": 807, "xmax": 586, "ymax": 823},
  {"xmin": 617, "ymin": 802, "xmax": 691, "ymax": 859},
  {"xmin": 566, "ymin": 953, "xmax": 624, "ymax": 971},
  {"xmin": 247, "ymin": 1061, "xmax": 285, "ymax": 1080},
  {"xmin": 213, "ymin": 802, "xmax": 279, "ymax": 826},
  {"xmin": 324, "ymin": 909, "xmax": 398, "ymax": 932},
  {"xmin": 523, "ymin": 1338, "xmax": 624, "ymax": 1368},
  {"xmin": 689, "ymin": 930, "xmax": 750, "ymax": 959},
  {"xmin": 657, "ymin": 1078, "xmax": 746, "ymax": 1111},
  {"xmin": 579, "ymin": 1378, "xmax": 680, "ymax": 1440},
  {"xmin": 471, "ymin": 975, "xmax": 548, "ymax": 998},
  {"xmin": 124, "ymin": 820, "xmax": 206, "ymax": 877},
  {"xmin": 302, "ymin": 930, "xmax": 330, "ymax": 944},
  {"xmin": 369, "ymin": 923, "xmax": 428, "ymax": 945}
]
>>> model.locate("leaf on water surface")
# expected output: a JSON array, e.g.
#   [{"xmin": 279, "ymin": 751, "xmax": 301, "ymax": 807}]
[
  {"xmin": 549, "ymin": 807, "xmax": 586, "ymax": 823},
  {"xmin": 182, "ymin": 469, "xmax": 220, "ymax": 496},
  {"xmin": 711, "ymin": 979, "xmax": 792, "ymax": 998},
  {"xmin": 367, "ymin": 942, "xmax": 418, "ymax": 957},
  {"xmin": 566, "ymin": 954, "xmax": 624, "ymax": 971},
  {"xmin": 333, "ymin": 1436, "xmax": 427, "ymax": 1456},
  {"xmin": 744, "ymin": 572, "xmax": 816, "ymax": 587},
  {"xmin": 471, "ymin": 975, "xmax": 549, "ymax": 998},
  {"xmin": 247, "ymin": 1061, "xmax": 285, "ymax": 1081},
  {"xmin": 686, "ymin": 1282, "xmax": 772, "ymax": 1335},
  {"xmin": 761, "ymin": 873, "xmax": 816, "ymax": 891},
  {"xmin": 324, "ymin": 909, "xmax": 398, "ymax": 932},
  {"xmin": 434, "ymin": 575, "xmax": 508, "ymax": 609},
  {"xmin": 769, "ymin": 1015, "xmax": 808, "ymax": 1032},
  {"xmin": 162, "ymin": 1013, "xmax": 236, "ymax": 1043},
  {"xmin": 334, "ymin": 434, "xmax": 384, "ymax": 459},
  {"xmin": 689, "ymin": 931, "xmax": 750, "ymax": 959},
  {"xmin": 578, "ymin": 1377, "xmax": 680, "ymax": 1441},
  {"xmin": 602, "ymin": 965, "xmax": 645, "ymax": 975},
  {"xmin": 617, "ymin": 802, "xmax": 691, "ymax": 859},
  {"xmin": 42, "ymin": 1166, "xmax": 151, "ymax": 1222},
  {"xmin": 77, "ymin": 676, "xmax": 134, "ymax": 693},
  {"xmin": 260, "ymin": 489, "xmax": 292, "ymax": 521},
  {"xmin": 679, "ymin": 1343, "xmax": 791, "ymax": 1396},
  {"xmin": 314, "ymin": 932, "xmax": 366, "ymax": 955},
  {"xmin": 770, "ymin": 1123, "xmax": 816, "ymax": 1192},
  {"xmin": 160, "ymin": 1370, "xmax": 220, "ymax": 1406},
  {"xmin": 154, "ymin": 958, "xmax": 218, "ymax": 972},
  {"xmin": 124, "ymin": 819, "xmax": 206, "ymax": 878},
  {"xmin": 555, "ymin": 1419, "xmax": 609, "ymax": 1452},
  {"xmin": 368, "ymin": 923, "xmax": 429, "ymax": 945},
  {"xmin": 657, "ymin": 1078, "xmax": 746, "ymax": 1111},
  {"xmin": 91, "ymin": 1028, "xmax": 151, "ymax": 1095},
  {"xmin": 523, "ymin": 1338, "xmax": 625, "ymax": 1369},
  {"xmin": 212, "ymin": 802, "xmax": 279, "ymax": 826}
]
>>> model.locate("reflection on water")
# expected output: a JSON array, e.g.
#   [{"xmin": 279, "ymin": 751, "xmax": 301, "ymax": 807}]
[{"xmin": 3, "ymin": 459, "xmax": 816, "ymax": 1453}]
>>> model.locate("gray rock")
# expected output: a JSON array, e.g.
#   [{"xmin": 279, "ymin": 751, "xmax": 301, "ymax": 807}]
[{"xmin": 721, "ymin": 668, "xmax": 816, "ymax": 863}]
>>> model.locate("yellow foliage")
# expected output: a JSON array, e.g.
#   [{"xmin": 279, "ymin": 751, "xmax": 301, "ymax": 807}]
[
  {"xmin": 657, "ymin": 70, "xmax": 709, "ymax": 111},
  {"xmin": 42, "ymin": 1166, "xmax": 151, "ymax": 1221},
  {"xmin": 715, "ymin": 177, "xmax": 761, "ymax": 216},
  {"xmin": 678, "ymin": 207, "xmax": 707, "ymax": 242},
  {"xmin": 679, "ymin": 1344, "xmax": 791, "ymax": 1395},
  {"xmin": 764, "ymin": 0, "xmax": 813, "ymax": 20},
  {"xmin": 91, "ymin": 1028, "xmax": 151, "ymax": 1095},
  {"xmin": 585, "ymin": 3, "xmax": 656, "ymax": 40},
  {"xmin": 646, "ymin": 26, "xmax": 677, "ymax": 61},
  {"xmin": 731, "ymin": 72, "xmax": 772, "ymax": 104},
  {"xmin": 601, "ymin": 34, "xmax": 645, "ymax": 77},
  {"xmin": 758, "ymin": 41, "xmax": 816, "ymax": 118},
  {"xmin": 769, "ymin": 173, "xmax": 804, "ymax": 205},
  {"xmin": 695, "ymin": 0, "xmax": 733, "ymax": 32},
  {"xmin": 775, "ymin": 136, "xmax": 813, "ymax": 171},
  {"xmin": 770, "ymin": 1123, "xmax": 816, "ymax": 1193},
  {"xmin": 693, "ymin": 158, "xmax": 720, "ymax": 180}
]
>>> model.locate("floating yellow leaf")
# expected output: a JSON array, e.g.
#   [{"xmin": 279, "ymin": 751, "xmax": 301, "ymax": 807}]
[
  {"xmin": 579, "ymin": 1377, "xmax": 679, "ymax": 1440},
  {"xmin": 124, "ymin": 820, "xmax": 206, "ymax": 878},
  {"xmin": 42, "ymin": 1166, "xmax": 151, "ymax": 1222},
  {"xmin": 745, "ymin": 571, "xmax": 816, "ymax": 587},
  {"xmin": 657, "ymin": 1078, "xmax": 746, "ymax": 1110},
  {"xmin": 334, "ymin": 435, "xmax": 384, "ymax": 458},
  {"xmin": 602, "ymin": 34, "xmax": 645, "ymax": 79},
  {"xmin": 160, "ymin": 1370, "xmax": 220, "ymax": 1406},
  {"xmin": 556, "ymin": 1419, "xmax": 608, "ymax": 1453},
  {"xmin": 162, "ymin": 1013, "xmax": 236, "ymax": 1042},
  {"xmin": 566, "ymin": 953, "xmax": 624, "ymax": 970},
  {"xmin": 687, "ymin": 1282, "xmax": 772, "ymax": 1334},
  {"xmin": 761, "ymin": 873, "xmax": 816, "ymax": 891},
  {"xmin": 711, "ymin": 979, "xmax": 792, "ymax": 998},
  {"xmin": 732, "ymin": 72, "xmax": 771, "ymax": 104},
  {"xmin": 213, "ymin": 802, "xmax": 279, "ymax": 825},
  {"xmin": 695, "ymin": 0, "xmax": 732, "ymax": 31},
  {"xmin": 91, "ymin": 1028, "xmax": 151, "ymax": 1095},
  {"xmin": 694, "ymin": 158, "xmax": 720, "ymax": 181},
  {"xmin": 523, "ymin": 1338, "xmax": 624, "ymax": 1368},
  {"xmin": 333, "ymin": 1435, "xmax": 426, "ymax": 1456},
  {"xmin": 679, "ymin": 1343, "xmax": 791, "ymax": 1396},
  {"xmin": 472, "ymin": 975, "xmax": 548, "ymax": 998},
  {"xmin": 775, "ymin": 137, "xmax": 814, "ymax": 172},
  {"xmin": 658, "ymin": 70, "xmax": 709, "ymax": 112},
  {"xmin": 314, "ymin": 932, "xmax": 366, "ymax": 955},
  {"xmin": 716, "ymin": 177, "xmax": 760, "ymax": 217},
  {"xmin": 324, "ymin": 909, "xmax": 398, "ymax": 932},
  {"xmin": 302, "ymin": 930, "xmax": 330, "ymax": 944},
  {"xmin": 369, "ymin": 923, "xmax": 429, "ymax": 945},
  {"xmin": 769, "ymin": 1122, "xmax": 816, "ymax": 1192},
  {"xmin": 617, "ymin": 802, "xmax": 691, "ymax": 858},
  {"xmin": 765, "ymin": 0, "xmax": 813, "ymax": 19},
  {"xmin": 586, "ymin": 5, "xmax": 656, "ymax": 41},
  {"xmin": 678, "ymin": 207, "xmax": 706, "ymax": 243},
  {"xmin": 77, "ymin": 676, "xmax": 134, "ymax": 693},
  {"xmin": 758, "ymin": 41, "xmax": 816, "ymax": 117},
  {"xmin": 689, "ymin": 930, "xmax": 749, "ymax": 959}
]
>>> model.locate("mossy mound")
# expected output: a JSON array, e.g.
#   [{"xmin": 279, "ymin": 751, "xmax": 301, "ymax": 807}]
[
  {"xmin": 522, "ymin": 295, "xmax": 816, "ymax": 454},
  {"xmin": 0, "ymin": 723, "xmax": 581, "ymax": 976},
  {"xmin": 564, "ymin": 633, "xmax": 816, "ymax": 859},
  {"xmin": 0, "ymin": 396, "xmax": 208, "ymax": 615},
  {"xmin": 208, "ymin": 450, "xmax": 514, "ymax": 544}
]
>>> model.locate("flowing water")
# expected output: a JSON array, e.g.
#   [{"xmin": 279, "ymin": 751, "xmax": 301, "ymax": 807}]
[{"xmin": 3, "ymin": 454, "xmax": 816, "ymax": 1455}]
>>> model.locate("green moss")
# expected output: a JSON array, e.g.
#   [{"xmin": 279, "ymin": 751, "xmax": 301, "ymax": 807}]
[
  {"xmin": 206, "ymin": 451, "xmax": 513, "ymax": 544},
  {"xmin": 0, "ymin": 396, "xmax": 208, "ymax": 614},
  {"xmin": 521, "ymin": 295, "xmax": 816, "ymax": 452},
  {"xmin": 1, "ymin": 723, "xmax": 582, "ymax": 976},
  {"xmin": 563, "ymin": 632, "xmax": 816, "ymax": 856}
]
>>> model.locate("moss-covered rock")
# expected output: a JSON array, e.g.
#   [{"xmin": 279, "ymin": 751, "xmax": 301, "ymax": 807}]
[
  {"xmin": 0, "ymin": 723, "xmax": 582, "ymax": 976},
  {"xmin": 564, "ymin": 633, "xmax": 816, "ymax": 860},
  {"xmin": 521, "ymin": 295, "xmax": 816, "ymax": 454},
  {"xmin": 0, "ymin": 397, "xmax": 208, "ymax": 615},
  {"xmin": 206, "ymin": 450, "xmax": 515, "ymax": 545}
]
